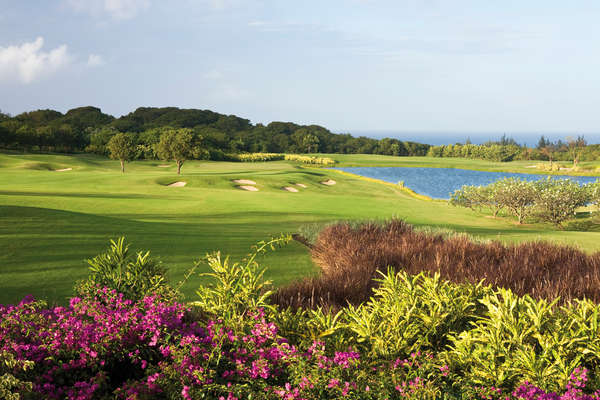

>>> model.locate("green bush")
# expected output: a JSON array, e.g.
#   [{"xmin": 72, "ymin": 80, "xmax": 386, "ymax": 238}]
[
  {"xmin": 344, "ymin": 270, "xmax": 488, "ymax": 358},
  {"xmin": 0, "ymin": 351, "xmax": 33, "ymax": 400},
  {"xmin": 74, "ymin": 237, "xmax": 178, "ymax": 302},
  {"xmin": 192, "ymin": 234, "xmax": 291, "ymax": 328},
  {"xmin": 285, "ymin": 154, "xmax": 336, "ymax": 165},
  {"xmin": 534, "ymin": 178, "xmax": 590, "ymax": 226}
]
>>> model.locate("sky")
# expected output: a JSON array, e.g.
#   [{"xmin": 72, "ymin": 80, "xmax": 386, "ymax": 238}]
[{"xmin": 1, "ymin": 1, "xmax": 600, "ymax": 142}]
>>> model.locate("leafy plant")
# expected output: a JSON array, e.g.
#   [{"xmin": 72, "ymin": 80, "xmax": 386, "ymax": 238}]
[
  {"xmin": 193, "ymin": 234, "xmax": 292, "ymax": 327},
  {"xmin": 345, "ymin": 270, "xmax": 487, "ymax": 358},
  {"xmin": 75, "ymin": 237, "xmax": 177, "ymax": 302},
  {"xmin": 0, "ymin": 351, "xmax": 33, "ymax": 400},
  {"xmin": 534, "ymin": 178, "xmax": 591, "ymax": 227}
]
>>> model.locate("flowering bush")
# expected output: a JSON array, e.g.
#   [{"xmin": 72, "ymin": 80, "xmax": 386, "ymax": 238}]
[{"xmin": 3, "ymin": 239, "xmax": 600, "ymax": 399}]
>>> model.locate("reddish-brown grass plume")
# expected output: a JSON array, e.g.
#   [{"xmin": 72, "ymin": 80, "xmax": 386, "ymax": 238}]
[{"xmin": 272, "ymin": 220, "xmax": 600, "ymax": 310}]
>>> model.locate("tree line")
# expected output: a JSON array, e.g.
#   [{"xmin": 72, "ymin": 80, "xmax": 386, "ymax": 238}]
[
  {"xmin": 0, "ymin": 106, "xmax": 430, "ymax": 158},
  {"xmin": 428, "ymin": 135, "xmax": 600, "ymax": 164}
]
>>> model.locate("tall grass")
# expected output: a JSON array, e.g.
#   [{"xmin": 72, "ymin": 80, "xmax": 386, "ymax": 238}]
[{"xmin": 274, "ymin": 219, "xmax": 600, "ymax": 310}]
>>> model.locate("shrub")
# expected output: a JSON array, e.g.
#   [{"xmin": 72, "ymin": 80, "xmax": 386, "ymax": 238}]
[
  {"xmin": 590, "ymin": 180, "xmax": 600, "ymax": 211},
  {"xmin": 192, "ymin": 235, "xmax": 291, "ymax": 328},
  {"xmin": 493, "ymin": 177, "xmax": 537, "ymax": 223},
  {"xmin": 5, "ymin": 239, "xmax": 600, "ymax": 398},
  {"xmin": 75, "ymin": 237, "xmax": 178, "ymax": 302},
  {"xmin": 534, "ymin": 178, "xmax": 591, "ymax": 226},
  {"xmin": 234, "ymin": 153, "xmax": 285, "ymax": 162},
  {"xmin": 284, "ymin": 154, "xmax": 336, "ymax": 166},
  {"xmin": 1, "ymin": 351, "xmax": 33, "ymax": 400},
  {"xmin": 230, "ymin": 153, "xmax": 336, "ymax": 165},
  {"xmin": 450, "ymin": 184, "xmax": 504, "ymax": 216},
  {"xmin": 344, "ymin": 270, "xmax": 488, "ymax": 358}
]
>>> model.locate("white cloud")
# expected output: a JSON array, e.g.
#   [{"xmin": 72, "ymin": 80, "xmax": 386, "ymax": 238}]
[
  {"xmin": 66, "ymin": 0, "xmax": 150, "ymax": 20},
  {"xmin": 0, "ymin": 37, "xmax": 72, "ymax": 84},
  {"xmin": 87, "ymin": 54, "xmax": 106, "ymax": 67}
]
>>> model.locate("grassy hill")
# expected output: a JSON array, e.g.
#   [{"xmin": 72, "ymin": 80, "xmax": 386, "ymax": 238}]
[{"xmin": 1, "ymin": 152, "xmax": 599, "ymax": 305}]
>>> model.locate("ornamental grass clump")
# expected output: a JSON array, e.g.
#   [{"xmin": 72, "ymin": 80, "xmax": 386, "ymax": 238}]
[{"xmin": 274, "ymin": 219, "xmax": 600, "ymax": 310}]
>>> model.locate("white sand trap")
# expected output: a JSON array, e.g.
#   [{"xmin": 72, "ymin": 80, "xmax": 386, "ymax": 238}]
[
  {"xmin": 321, "ymin": 179, "xmax": 336, "ymax": 186},
  {"xmin": 525, "ymin": 165, "xmax": 537, "ymax": 168},
  {"xmin": 55, "ymin": 168, "xmax": 72, "ymax": 172},
  {"xmin": 158, "ymin": 164, "xmax": 171, "ymax": 168},
  {"xmin": 295, "ymin": 183, "xmax": 307, "ymax": 188},
  {"xmin": 283, "ymin": 186, "xmax": 299, "ymax": 192},
  {"xmin": 233, "ymin": 179, "xmax": 256, "ymax": 185},
  {"xmin": 168, "ymin": 181, "xmax": 187, "ymax": 187},
  {"xmin": 238, "ymin": 185, "xmax": 259, "ymax": 191}
]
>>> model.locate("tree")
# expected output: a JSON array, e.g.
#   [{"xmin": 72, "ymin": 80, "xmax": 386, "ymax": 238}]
[
  {"xmin": 493, "ymin": 178, "xmax": 537, "ymax": 224},
  {"xmin": 302, "ymin": 133, "xmax": 320, "ymax": 153},
  {"xmin": 540, "ymin": 143, "xmax": 555, "ymax": 167},
  {"xmin": 566, "ymin": 135, "xmax": 586, "ymax": 167},
  {"xmin": 155, "ymin": 128, "xmax": 196, "ymax": 175},
  {"xmin": 107, "ymin": 132, "xmax": 135, "ymax": 173},
  {"xmin": 534, "ymin": 178, "xmax": 590, "ymax": 227},
  {"xmin": 587, "ymin": 180, "xmax": 600, "ymax": 212}
]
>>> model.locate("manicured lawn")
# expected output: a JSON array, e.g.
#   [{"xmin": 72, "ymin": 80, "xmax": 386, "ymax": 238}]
[{"xmin": 1, "ymin": 152, "xmax": 599, "ymax": 305}]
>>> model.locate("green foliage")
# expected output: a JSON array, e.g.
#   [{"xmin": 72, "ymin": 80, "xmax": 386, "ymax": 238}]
[
  {"xmin": 344, "ymin": 270, "xmax": 488, "ymax": 358},
  {"xmin": 106, "ymin": 132, "xmax": 135, "ymax": 172},
  {"xmin": 534, "ymin": 178, "xmax": 591, "ymax": 226},
  {"xmin": 234, "ymin": 152, "xmax": 285, "ymax": 162},
  {"xmin": 589, "ymin": 180, "xmax": 600, "ymax": 211},
  {"xmin": 450, "ymin": 185, "xmax": 503, "ymax": 216},
  {"xmin": 492, "ymin": 178, "xmax": 537, "ymax": 223},
  {"xmin": 284, "ymin": 154, "xmax": 336, "ymax": 165},
  {"xmin": 193, "ymin": 234, "xmax": 292, "ymax": 328},
  {"xmin": 447, "ymin": 289, "xmax": 600, "ymax": 392},
  {"xmin": 428, "ymin": 143, "xmax": 522, "ymax": 162},
  {"xmin": 75, "ymin": 237, "xmax": 177, "ymax": 302},
  {"xmin": 0, "ymin": 351, "xmax": 33, "ymax": 400},
  {"xmin": 155, "ymin": 128, "xmax": 198, "ymax": 174},
  {"xmin": 452, "ymin": 177, "xmax": 594, "ymax": 226}
]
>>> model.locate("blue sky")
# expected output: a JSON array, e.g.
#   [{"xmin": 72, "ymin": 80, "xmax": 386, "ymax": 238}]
[{"xmin": 1, "ymin": 1, "xmax": 600, "ymax": 141}]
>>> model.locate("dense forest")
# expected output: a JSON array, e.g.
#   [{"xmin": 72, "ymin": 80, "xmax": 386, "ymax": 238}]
[
  {"xmin": 1, "ymin": 106, "xmax": 599, "ymax": 163},
  {"xmin": 0, "ymin": 106, "xmax": 430, "ymax": 160}
]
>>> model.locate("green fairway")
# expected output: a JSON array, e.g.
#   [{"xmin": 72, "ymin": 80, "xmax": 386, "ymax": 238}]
[{"xmin": 1, "ymin": 152, "xmax": 599, "ymax": 305}]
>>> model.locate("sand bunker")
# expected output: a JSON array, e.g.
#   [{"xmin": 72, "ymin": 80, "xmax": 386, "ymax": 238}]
[
  {"xmin": 158, "ymin": 164, "xmax": 171, "ymax": 168},
  {"xmin": 238, "ymin": 185, "xmax": 259, "ymax": 191},
  {"xmin": 283, "ymin": 186, "xmax": 299, "ymax": 192},
  {"xmin": 321, "ymin": 179, "xmax": 336, "ymax": 186},
  {"xmin": 295, "ymin": 183, "xmax": 307, "ymax": 188},
  {"xmin": 525, "ymin": 165, "xmax": 537, "ymax": 168},
  {"xmin": 55, "ymin": 168, "xmax": 72, "ymax": 172},
  {"xmin": 233, "ymin": 179, "xmax": 256, "ymax": 185},
  {"xmin": 168, "ymin": 181, "xmax": 187, "ymax": 187}
]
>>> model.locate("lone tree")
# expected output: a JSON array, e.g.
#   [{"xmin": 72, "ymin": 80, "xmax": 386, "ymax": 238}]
[
  {"xmin": 107, "ymin": 132, "xmax": 135, "ymax": 173},
  {"xmin": 566, "ymin": 135, "xmax": 586, "ymax": 168},
  {"xmin": 156, "ymin": 128, "xmax": 196, "ymax": 175}
]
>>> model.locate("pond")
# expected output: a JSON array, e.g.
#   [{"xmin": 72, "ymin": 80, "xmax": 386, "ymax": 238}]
[{"xmin": 333, "ymin": 167, "xmax": 600, "ymax": 199}]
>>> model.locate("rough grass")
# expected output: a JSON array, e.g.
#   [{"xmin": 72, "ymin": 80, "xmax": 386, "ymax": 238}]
[{"xmin": 273, "ymin": 220, "xmax": 600, "ymax": 310}]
